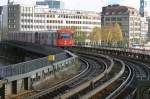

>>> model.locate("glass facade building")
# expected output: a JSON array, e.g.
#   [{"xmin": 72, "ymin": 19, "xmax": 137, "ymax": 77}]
[
  {"xmin": 36, "ymin": 0, "xmax": 64, "ymax": 9},
  {"xmin": 140, "ymin": 0, "xmax": 148, "ymax": 17}
]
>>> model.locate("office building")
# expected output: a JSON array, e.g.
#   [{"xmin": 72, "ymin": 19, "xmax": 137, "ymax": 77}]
[
  {"xmin": 6, "ymin": 4, "xmax": 101, "ymax": 34},
  {"xmin": 140, "ymin": 17, "xmax": 149, "ymax": 45},
  {"xmin": 36, "ymin": 0, "xmax": 64, "ymax": 9},
  {"xmin": 101, "ymin": 4, "xmax": 141, "ymax": 47},
  {"xmin": 0, "ymin": 6, "xmax": 3, "ymax": 31},
  {"xmin": 140, "ymin": 0, "xmax": 148, "ymax": 17},
  {"xmin": 148, "ymin": 17, "xmax": 150, "ymax": 39}
]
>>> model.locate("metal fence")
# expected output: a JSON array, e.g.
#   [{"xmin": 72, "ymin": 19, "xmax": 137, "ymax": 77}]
[
  {"xmin": 75, "ymin": 41, "xmax": 150, "ymax": 55},
  {"xmin": 75, "ymin": 41, "xmax": 123, "ymax": 48},
  {"xmin": 0, "ymin": 52, "xmax": 73, "ymax": 79}
]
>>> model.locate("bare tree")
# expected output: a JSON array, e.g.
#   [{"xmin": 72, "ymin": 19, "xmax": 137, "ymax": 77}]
[
  {"xmin": 112, "ymin": 23, "xmax": 123, "ymax": 42},
  {"xmin": 89, "ymin": 27, "xmax": 101, "ymax": 42},
  {"xmin": 101, "ymin": 23, "xmax": 123, "ymax": 46}
]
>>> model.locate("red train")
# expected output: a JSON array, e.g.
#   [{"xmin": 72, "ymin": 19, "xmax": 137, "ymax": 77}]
[
  {"xmin": 56, "ymin": 29, "xmax": 74, "ymax": 46},
  {"xmin": 7, "ymin": 29, "xmax": 75, "ymax": 47}
]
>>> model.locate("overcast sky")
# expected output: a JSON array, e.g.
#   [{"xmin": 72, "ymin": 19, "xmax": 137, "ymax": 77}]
[{"xmin": 0, "ymin": 0, "xmax": 149, "ymax": 14}]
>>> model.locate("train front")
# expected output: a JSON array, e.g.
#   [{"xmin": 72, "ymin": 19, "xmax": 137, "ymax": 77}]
[{"xmin": 56, "ymin": 29, "xmax": 74, "ymax": 47}]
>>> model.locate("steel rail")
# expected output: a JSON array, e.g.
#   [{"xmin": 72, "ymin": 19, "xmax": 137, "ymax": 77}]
[
  {"xmin": 26, "ymin": 58, "xmax": 90, "ymax": 99},
  {"xmin": 110, "ymin": 56, "xmax": 150, "ymax": 99},
  {"xmin": 59, "ymin": 54, "xmax": 110, "ymax": 99},
  {"xmin": 105, "ymin": 64, "xmax": 134, "ymax": 99},
  {"xmin": 59, "ymin": 51, "xmax": 113, "ymax": 99},
  {"xmin": 80, "ymin": 58, "xmax": 125, "ymax": 99},
  {"xmin": 31, "ymin": 51, "xmax": 110, "ymax": 99}
]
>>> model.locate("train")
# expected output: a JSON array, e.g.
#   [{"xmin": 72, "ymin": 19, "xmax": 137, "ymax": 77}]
[{"xmin": 7, "ymin": 29, "xmax": 75, "ymax": 47}]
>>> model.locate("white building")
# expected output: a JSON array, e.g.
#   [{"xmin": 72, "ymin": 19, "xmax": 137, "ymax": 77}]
[
  {"xmin": 140, "ymin": 17, "xmax": 149, "ymax": 45},
  {"xmin": 6, "ymin": 4, "xmax": 101, "ymax": 35},
  {"xmin": 0, "ymin": 6, "xmax": 2, "ymax": 32},
  {"xmin": 148, "ymin": 17, "xmax": 150, "ymax": 38}
]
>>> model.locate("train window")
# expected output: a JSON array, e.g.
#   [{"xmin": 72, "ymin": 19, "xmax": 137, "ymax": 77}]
[{"xmin": 58, "ymin": 33, "xmax": 70, "ymax": 39}]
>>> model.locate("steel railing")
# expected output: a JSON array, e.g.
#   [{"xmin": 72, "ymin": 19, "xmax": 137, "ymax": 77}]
[{"xmin": 75, "ymin": 41, "xmax": 150, "ymax": 55}]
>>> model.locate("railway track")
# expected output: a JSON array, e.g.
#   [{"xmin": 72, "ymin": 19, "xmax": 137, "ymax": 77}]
[
  {"xmin": 26, "ymin": 58, "xmax": 89, "ymax": 99},
  {"xmin": 26, "ymin": 53, "xmax": 109, "ymax": 99},
  {"xmin": 59, "ymin": 53, "xmax": 113, "ymax": 99},
  {"xmin": 71, "ymin": 48, "xmax": 150, "ymax": 99},
  {"xmin": 27, "ymin": 46, "xmax": 150, "ymax": 99},
  {"xmin": 28, "ymin": 50, "xmax": 129, "ymax": 99},
  {"xmin": 124, "ymin": 59, "xmax": 150, "ymax": 80},
  {"xmin": 38, "ymin": 55, "xmax": 108, "ymax": 99},
  {"xmin": 70, "ymin": 47, "xmax": 150, "ymax": 99},
  {"xmin": 77, "ymin": 58, "xmax": 126, "ymax": 99},
  {"xmin": 55, "ymin": 50, "xmax": 127, "ymax": 99},
  {"xmin": 105, "ymin": 61, "xmax": 135, "ymax": 99},
  {"xmin": 113, "ymin": 57, "xmax": 150, "ymax": 99}
]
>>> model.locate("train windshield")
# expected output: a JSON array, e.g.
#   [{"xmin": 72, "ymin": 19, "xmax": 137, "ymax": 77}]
[{"xmin": 58, "ymin": 33, "xmax": 71, "ymax": 39}]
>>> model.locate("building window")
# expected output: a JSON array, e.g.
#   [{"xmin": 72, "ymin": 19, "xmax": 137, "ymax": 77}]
[
  {"xmin": 132, "ymin": 11, "xmax": 134, "ymax": 15},
  {"xmin": 130, "ymin": 22, "xmax": 133, "ymax": 25},
  {"xmin": 106, "ymin": 17, "xmax": 110, "ymax": 21},
  {"xmin": 111, "ymin": 17, "xmax": 116, "ymax": 21},
  {"xmin": 22, "ymin": 25, "xmax": 24, "ymax": 28},
  {"xmin": 21, "ymin": 13, "xmax": 24, "ymax": 16},
  {"xmin": 112, "ymin": 12, "xmax": 115, "ymax": 15},
  {"xmin": 117, "ymin": 17, "xmax": 122, "ymax": 21},
  {"xmin": 130, "ymin": 28, "xmax": 133, "ymax": 31},
  {"xmin": 105, "ymin": 12, "xmax": 109, "ymax": 15},
  {"xmin": 118, "ymin": 12, "xmax": 122, "ymax": 14},
  {"xmin": 124, "ymin": 17, "xmax": 128, "ymax": 21},
  {"xmin": 118, "ymin": 23, "xmax": 122, "ymax": 26}
]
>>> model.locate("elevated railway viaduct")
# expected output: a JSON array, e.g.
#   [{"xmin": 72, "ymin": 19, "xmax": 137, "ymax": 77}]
[
  {"xmin": 0, "ymin": 41, "xmax": 150, "ymax": 99},
  {"xmin": 70, "ymin": 46, "xmax": 150, "ymax": 99},
  {"xmin": 0, "ymin": 41, "xmax": 77, "ymax": 99},
  {"xmin": 72, "ymin": 46, "xmax": 150, "ymax": 62}
]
